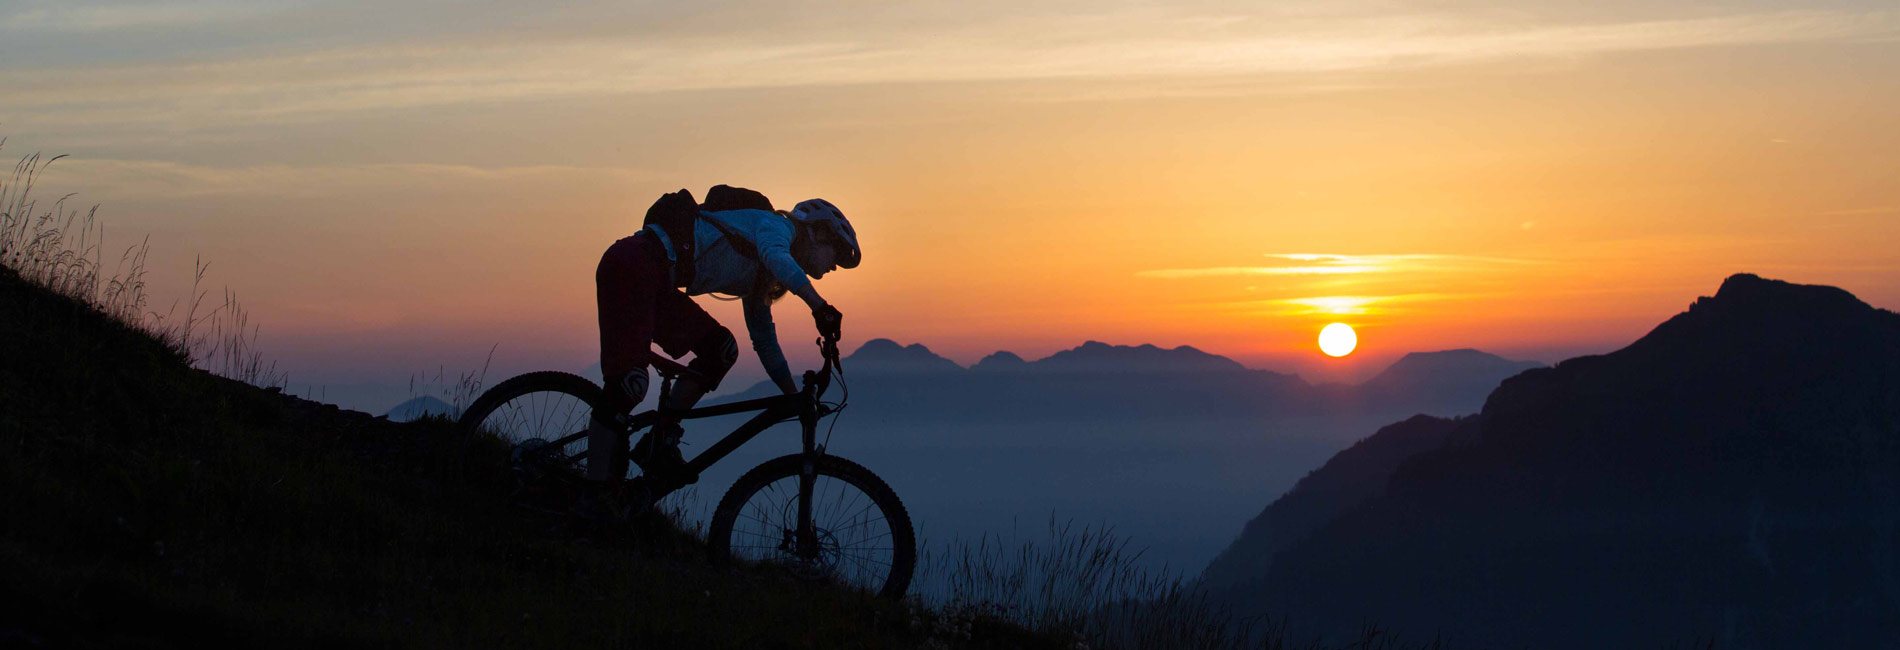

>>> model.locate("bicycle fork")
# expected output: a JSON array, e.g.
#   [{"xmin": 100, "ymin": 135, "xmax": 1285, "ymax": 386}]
[{"xmin": 792, "ymin": 411, "xmax": 823, "ymax": 559}]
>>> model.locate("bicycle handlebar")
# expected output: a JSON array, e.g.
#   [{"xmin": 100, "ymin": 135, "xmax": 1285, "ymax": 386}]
[{"xmin": 801, "ymin": 333, "xmax": 843, "ymax": 404}]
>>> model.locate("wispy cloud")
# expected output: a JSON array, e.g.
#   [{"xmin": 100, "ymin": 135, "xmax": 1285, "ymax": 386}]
[
  {"xmin": 1818, "ymin": 206, "xmax": 1899, "ymax": 216},
  {"xmin": 1, "ymin": 1, "xmax": 272, "ymax": 32},
  {"xmin": 1199, "ymin": 293, "xmax": 1461, "ymax": 316},
  {"xmin": 4, "ymin": 8, "xmax": 1893, "ymax": 127},
  {"xmin": 1274, "ymin": 293, "xmax": 1458, "ymax": 315},
  {"xmin": 1138, "ymin": 253, "xmax": 1536, "ymax": 279},
  {"xmin": 37, "ymin": 158, "xmax": 661, "ymax": 200},
  {"xmin": 1146, "ymin": 253, "xmax": 1533, "ymax": 319},
  {"xmin": 1138, "ymin": 265, "xmax": 1381, "ymax": 278}
]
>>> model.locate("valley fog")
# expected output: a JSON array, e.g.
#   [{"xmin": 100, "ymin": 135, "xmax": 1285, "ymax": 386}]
[{"xmin": 669, "ymin": 412, "xmax": 1414, "ymax": 581}]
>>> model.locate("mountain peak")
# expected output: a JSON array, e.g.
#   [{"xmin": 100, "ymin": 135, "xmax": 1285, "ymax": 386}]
[
  {"xmin": 1620, "ymin": 273, "xmax": 1893, "ymax": 360},
  {"xmin": 972, "ymin": 350, "xmax": 1028, "ymax": 372},
  {"xmin": 1365, "ymin": 349, "xmax": 1541, "ymax": 384},
  {"xmin": 844, "ymin": 338, "xmax": 964, "ymax": 373},
  {"xmin": 853, "ymin": 338, "xmax": 906, "ymax": 355},
  {"xmin": 1040, "ymin": 341, "xmax": 1247, "ymax": 373},
  {"xmin": 1704, "ymin": 272, "xmax": 1871, "ymax": 314},
  {"xmin": 1357, "ymin": 349, "xmax": 1544, "ymax": 416},
  {"xmin": 1395, "ymin": 348, "xmax": 1496, "ymax": 362}
]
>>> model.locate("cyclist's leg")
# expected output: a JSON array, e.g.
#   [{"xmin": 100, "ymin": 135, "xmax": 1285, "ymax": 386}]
[
  {"xmin": 591, "ymin": 233, "xmax": 666, "ymax": 481},
  {"xmin": 652, "ymin": 294, "xmax": 737, "ymax": 411},
  {"xmin": 633, "ymin": 294, "xmax": 731, "ymax": 476}
]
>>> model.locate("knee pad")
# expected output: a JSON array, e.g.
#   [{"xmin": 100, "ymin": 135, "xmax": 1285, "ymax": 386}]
[
  {"xmin": 604, "ymin": 367, "xmax": 649, "ymax": 413},
  {"xmin": 686, "ymin": 327, "xmax": 738, "ymax": 391}
]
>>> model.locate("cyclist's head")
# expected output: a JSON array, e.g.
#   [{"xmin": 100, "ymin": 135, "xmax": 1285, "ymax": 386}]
[{"xmin": 790, "ymin": 199, "xmax": 860, "ymax": 270}]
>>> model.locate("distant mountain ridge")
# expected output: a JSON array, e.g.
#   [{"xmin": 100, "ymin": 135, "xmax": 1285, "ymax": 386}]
[
  {"xmin": 717, "ymin": 337, "xmax": 1543, "ymax": 427},
  {"xmin": 839, "ymin": 339, "xmax": 1257, "ymax": 375},
  {"xmin": 1034, "ymin": 341, "xmax": 1249, "ymax": 374},
  {"xmin": 1208, "ymin": 274, "xmax": 1900, "ymax": 649},
  {"xmin": 844, "ymin": 338, "xmax": 965, "ymax": 375}
]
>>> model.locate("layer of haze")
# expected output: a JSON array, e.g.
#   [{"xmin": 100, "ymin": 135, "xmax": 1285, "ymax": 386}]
[{"xmin": 6, "ymin": 0, "xmax": 1898, "ymax": 402}]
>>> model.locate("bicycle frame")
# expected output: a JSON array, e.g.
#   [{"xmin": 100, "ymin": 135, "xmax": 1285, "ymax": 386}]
[
  {"xmin": 535, "ymin": 337, "xmax": 840, "ymax": 489},
  {"xmin": 640, "ymin": 384, "xmax": 815, "ymax": 481},
  {"xmin": 518, "ymin": 336, "xmax": 849, "ymax": 564},
  {"xmin": 645, "ymin": 340, "xmax": 841, "ymax": 558}
]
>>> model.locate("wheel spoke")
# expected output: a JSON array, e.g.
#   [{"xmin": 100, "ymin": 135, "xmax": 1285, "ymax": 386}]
[{"xmin": 711, "ymin": 457, "xmax": 912, "ymax": 597}]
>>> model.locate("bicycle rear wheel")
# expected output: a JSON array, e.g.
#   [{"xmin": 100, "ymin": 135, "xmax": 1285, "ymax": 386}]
[
  {"xmin": 708, "ymin": 454, "xmax": 916, "ymax": 599},
  {"xmin": 457, "ymin": 371, "xmax": 601, "ymax": 473}
]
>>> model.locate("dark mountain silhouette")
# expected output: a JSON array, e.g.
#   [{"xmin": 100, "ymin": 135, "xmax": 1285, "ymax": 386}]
[
  {"xmin": 383, "ymin": 395, "xmax": 458, "ymax": 422},
  {"xmin": 1035, "ymin": 341, "xmax": 1249, "ymax": 374},
  {"xmin": 722, "ymin": 338, "xmax": 1541, "ymax": 427},
  {"xmin": 845, "ymin": 338, "xmax": 966, "ymax": 375},
  {"xmin": 1211, "ymin": 274, "xmax": 1900, "ymax": 649},
  {"xmin": 971, "ymin": 350, "xmax": 1030, "ymax": 373},
  {"xmin": 1196, "ymin": 414, "xmax": 1469, "ymax": 592}
]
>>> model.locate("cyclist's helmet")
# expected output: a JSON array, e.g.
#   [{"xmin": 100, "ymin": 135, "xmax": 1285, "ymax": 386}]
[{"xmin": 790, "ymin": 198, "xmax": 861, "ymax": 269}]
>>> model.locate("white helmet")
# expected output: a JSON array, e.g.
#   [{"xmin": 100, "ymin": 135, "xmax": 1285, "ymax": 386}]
[{"xmin": 790, "ymin": 198, "xmax": 861, "ymax": 269}]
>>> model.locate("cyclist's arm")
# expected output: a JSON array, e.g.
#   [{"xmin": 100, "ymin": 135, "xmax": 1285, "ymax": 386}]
[
  {"xmin": 743, "ymin": 293, "xmax": 798, "ymax": 395},
  {"xmin": 753, "ymin": 217, "xmax": 828, "ymax": 311}
]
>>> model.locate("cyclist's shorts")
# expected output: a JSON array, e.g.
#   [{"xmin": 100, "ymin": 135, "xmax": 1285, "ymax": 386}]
[{"xmin": 595, "ymin": 231, "xmax": 723, "ymax": 414}]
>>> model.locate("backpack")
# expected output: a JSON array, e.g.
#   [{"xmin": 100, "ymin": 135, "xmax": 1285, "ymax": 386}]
[
  {"xmin": 641, "ymin": 188, "xmax": 702, "ymax": 288},
  {"xmin": 699, "ymin": 184, "xmax": 780, "ymax": 263},
  {"xmin": 641, "ymin": 185, "xmax": 783, "ymax": 289},
  {"xmin": 702, "ymin": 184, "xmax": 773, "ymax": 213}
]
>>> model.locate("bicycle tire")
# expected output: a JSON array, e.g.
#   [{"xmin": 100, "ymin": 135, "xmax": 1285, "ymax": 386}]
[
  {"xmin": 708, "ymin": 454, "xmax": 916, "ymax": 599},
  {"xmin": 458, "ymin": 371, "xmax": 602, "ymax": 473}
]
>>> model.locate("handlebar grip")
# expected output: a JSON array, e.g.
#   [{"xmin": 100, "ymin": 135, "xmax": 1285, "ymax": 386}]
[{"xmin": 821, "ymin": 336, "xmax": 843, "ymax": 373}]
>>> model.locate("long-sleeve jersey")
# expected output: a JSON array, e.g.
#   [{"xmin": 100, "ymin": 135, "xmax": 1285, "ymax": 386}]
[{"xmin": 644, "ymin": 209, "xmax": 812, "ymax": 394}]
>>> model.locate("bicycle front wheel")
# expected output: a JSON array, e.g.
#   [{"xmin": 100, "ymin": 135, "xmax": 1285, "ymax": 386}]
[
  {"xmin": 457, "ymin": 371, "xmax": 601, "ymax": 473},
  {"xmin": 708, "ymin": 455, "xmax": 916, "ymax": 599}
]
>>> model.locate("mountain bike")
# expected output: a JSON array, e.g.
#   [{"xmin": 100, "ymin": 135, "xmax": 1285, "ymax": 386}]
[{"xmin": 457, "ymin": 334, "xmax": 916, "ymax": 599}]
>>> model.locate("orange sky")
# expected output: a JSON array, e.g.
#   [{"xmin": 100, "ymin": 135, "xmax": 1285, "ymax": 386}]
[{"xmin": 7, "ymin": 1, "xmax": 1898, "ymax": 387}]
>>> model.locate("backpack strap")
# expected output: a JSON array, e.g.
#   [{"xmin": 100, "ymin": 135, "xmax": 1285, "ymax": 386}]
[{"xmin": 698, "ymin": 211, "xmax": 764, "ymax": 262}]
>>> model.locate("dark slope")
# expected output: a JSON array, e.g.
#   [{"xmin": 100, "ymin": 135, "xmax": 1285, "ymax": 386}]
[
  {"xmin": 1226, "ymin": 274, "xmax": 1900, "ymax": 649},
  {"xmin": 1196, "ymin": 414, "xmax": 1469, "ymax": 592},
  {"xmin": 0, "ymin": 267, "xmax": 1061, "ymax": 649}
]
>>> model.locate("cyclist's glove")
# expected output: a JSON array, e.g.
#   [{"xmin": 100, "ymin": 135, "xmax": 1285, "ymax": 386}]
[{"xmin": 813, "ymin": 304, "xmax": 843, "ymax": 340}]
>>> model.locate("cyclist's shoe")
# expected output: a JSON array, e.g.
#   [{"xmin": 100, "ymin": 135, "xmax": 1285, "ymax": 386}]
[{"xmin": 631, "ymin": 420, "xmax": 696, "ymax": 485}]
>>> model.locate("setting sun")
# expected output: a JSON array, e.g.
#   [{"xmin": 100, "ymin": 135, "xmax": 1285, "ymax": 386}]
[{"xmin": 1319, "ymin": 323, "xmax": 1358, "ymax": 357}]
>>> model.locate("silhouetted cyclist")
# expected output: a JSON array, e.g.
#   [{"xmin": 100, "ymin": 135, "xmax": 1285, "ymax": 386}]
[{"xmin": 589, "ymin": 187, "xmax": 859, "ymax": 493}]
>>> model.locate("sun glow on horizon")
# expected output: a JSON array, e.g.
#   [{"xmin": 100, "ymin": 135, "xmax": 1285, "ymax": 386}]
[{"xmin": 1319, "ymin": 323, "xmax": 1358, "ymax": 357}]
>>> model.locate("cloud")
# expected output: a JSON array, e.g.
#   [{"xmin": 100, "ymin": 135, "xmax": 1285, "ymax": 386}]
[
  {"xmin": 1138, "ymin": 253, "xmax": 1536, "ymax": 279},
  {"xmin": 4, "ymin": 7, "xmax": 1894, "ymax": 128},
  {"xmin": 1196, "ymin": 293, "xmax": 1460, "ymax": 316},
  {"xmin": 1818, "ymin": 206, "xmax": 1899, "ymax": 216},
  {"xmin": 1274, "ymin": 294, "xmax": 1455, "ymax": 315},
  {"xmin": 1138, "ymin": 265, "xmax": 1379, "ymax": 278},
  {"xmin": 35, "ymin": 158, "xmax": 660, "ymax": 201},
  {"xmin": 1, "ymin": 1, "xmax": 270, "ymax": 33}
]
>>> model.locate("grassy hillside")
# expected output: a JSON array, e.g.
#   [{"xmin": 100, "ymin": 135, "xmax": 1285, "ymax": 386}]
[{"xmin": 0, "ymin": 263, "xmax": 1070, "ymax": 649}]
